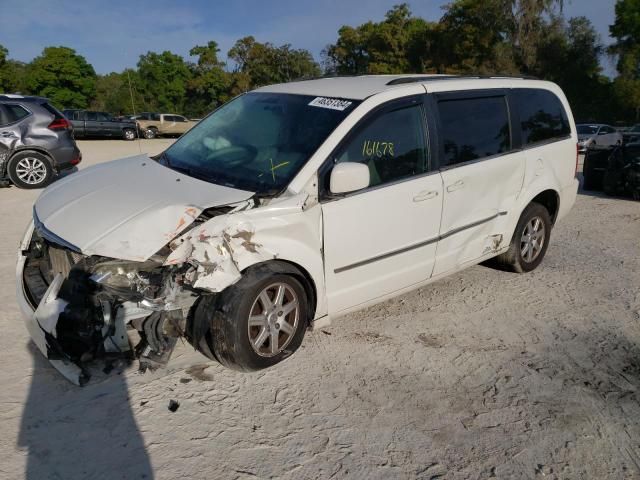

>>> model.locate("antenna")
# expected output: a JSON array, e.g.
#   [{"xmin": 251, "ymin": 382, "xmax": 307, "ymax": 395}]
[{"xmin": 126, "ymin": 70, "xmax": 142, "ymax": 154}]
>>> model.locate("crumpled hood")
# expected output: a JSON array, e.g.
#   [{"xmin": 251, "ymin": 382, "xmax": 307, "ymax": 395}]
[{"xmin": 34, "ymin": 154, "xmax": 254, "ymax": 261}]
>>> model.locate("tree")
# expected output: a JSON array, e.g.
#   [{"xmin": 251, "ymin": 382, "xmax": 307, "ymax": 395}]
[
  {"xmin": 137, "ymin": 51, "xmax": 191, "ymax": 112},
  {"xmin": 186, "ymin": 41, "xmax": 231, "ymax": 116},
  {"xmin": 90, "ymin": 70, "xmax": 146, "ymax": 115},
  {"xmin": 323, "ymin": 4, "xmax": 433, "ymax": 74},
  {"xmin": 26, "ymin": 46, "xmax": 96, "ymax": 108},
  {"xmin": 608, "ymin": 0, "xmax": 640, "ymax": 121},
  {"xmin": 229, "ymin": 36, "xmax": 320, "ymax": 88},
  {"xmin": 438, "ymin": 0, "xmax": 517, "ymax": 74}
]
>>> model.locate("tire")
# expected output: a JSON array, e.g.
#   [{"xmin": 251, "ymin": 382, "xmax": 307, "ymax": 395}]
[
  {"xmin": 143, "ymin": 128, "xmax": 157, "ymax": 139},
  {"xmin": 193, "ymin": 263, "xmax": 309, "ymax": 371},
  {"xmin": 7, "ymin": 151, "xmax": 54, "ymax": 189},
  {"xmin": 494, "ymin": 202, "xmax": 552, "ymax": 273},
  {"xmin": 123, "ymin": 128, "xmax": 136, "ymax": 141}
]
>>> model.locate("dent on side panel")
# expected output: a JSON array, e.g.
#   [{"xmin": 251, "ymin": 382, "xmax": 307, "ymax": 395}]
[{"xmin": 0, "ymin": 129, "xmax": 21, "ymax": 181}]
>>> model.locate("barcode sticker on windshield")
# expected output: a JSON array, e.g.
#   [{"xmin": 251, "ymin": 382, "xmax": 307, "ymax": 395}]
[{"xmin": 308, "ymin": 97, "xmax": 353, "ymax": 111}]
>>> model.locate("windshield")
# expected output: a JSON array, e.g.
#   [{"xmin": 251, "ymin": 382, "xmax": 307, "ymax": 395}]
[
  {"xmin": 162, "ymin": 92, "xmax": 359, "ymax": 193},
  {"xmin": 577, "ymin": 125, "xmax": 599, "ymax": 135}
]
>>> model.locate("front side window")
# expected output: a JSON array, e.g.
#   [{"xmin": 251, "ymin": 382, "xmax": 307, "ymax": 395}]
[
  {"xmin": 333, "ymin": 105, "xmax": 428, "ymax": 188},
  {"xmin": 86, "ymin": 112, "xmax": 97, "ymax": 121},
  {"xmin": 163, "ymin": 93, "xmax": 359, "ymax": 193},
  {"xmin": 97, "ymin": 112, "xmax": 111, "ymax": 121},
  {"xmin": 438, "ymin": 95, "xmax": 511, "ymax": 166},
  {"xmin": 515, "ymin": 88, "xmax": 570, "ymax": 145}
]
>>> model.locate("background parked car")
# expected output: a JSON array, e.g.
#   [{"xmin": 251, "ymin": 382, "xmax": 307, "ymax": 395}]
[
  {"xmin": 577, "ymin": 123, "xmax": 623, "ymax": 153},
  {"xmin": 0, "ymin": 94, "xmax": 81, "ymax": 189},
  {"xmin": 583, "ymin": 143, "xmax": 640, "ymax": 199},
  {"xmin": 63, "ymin": 109, "xmax": 137, "ymax": 141},
  {"xmin": 136, "ymin": 113, "xmax": 197, "ymax": 138},
  {"xmin": 622, "ymin": 123, "xmax": 640, "ymax": 144}
]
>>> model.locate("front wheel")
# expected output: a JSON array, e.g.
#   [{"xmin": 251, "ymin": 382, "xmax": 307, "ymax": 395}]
[
  {"xmin": 494, "ymin": 203, "xmax": 552, "ymax": 273},
  {"xmin": 193, "ymin": 263, "xmax": 309, "ymax": 371},
  {"xmin": 143, "ymin": 128, "xmax": 157, "ymax": 139}
]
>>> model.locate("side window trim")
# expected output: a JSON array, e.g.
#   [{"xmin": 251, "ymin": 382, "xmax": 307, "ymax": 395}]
[
  {"xmin": 432, "ymin": 89, "xmax": 514, "ymax": 170},
  {"xmin": 318, "ymin": 94, "xmax": 433, "ymax": 202}
]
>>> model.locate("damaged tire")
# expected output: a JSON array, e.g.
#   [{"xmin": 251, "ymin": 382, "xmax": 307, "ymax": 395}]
[
  {"xmin": 193, "ymin": 263, "xmax": 310, "ymax": 371},
  {"xmin": 493, "ymin": 202, "xmax": 551, "ymax": 273}
]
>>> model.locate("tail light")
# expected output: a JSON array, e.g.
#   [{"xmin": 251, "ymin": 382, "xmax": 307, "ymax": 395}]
[
  {"xmin": 70, "ymin": 152, "xmax": 82, "ymax": 166},
  {"xmin": 48, "ymin": 118, "xmax": 71, "ymax": 131}
]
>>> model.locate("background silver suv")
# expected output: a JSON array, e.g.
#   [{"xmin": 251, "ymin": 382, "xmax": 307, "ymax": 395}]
[{"xmin": 0, "ymin": 95, "xmax": 81, "ymax": 189}]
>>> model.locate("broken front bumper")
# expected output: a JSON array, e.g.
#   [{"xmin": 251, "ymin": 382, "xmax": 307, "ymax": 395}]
[
  {"xmin": 16, "ymin": 221, "xmax": 195, "ymax": 385},
  {"xmin": 16, "ymin": 222, "xmax": 91, "ymax": 385}
]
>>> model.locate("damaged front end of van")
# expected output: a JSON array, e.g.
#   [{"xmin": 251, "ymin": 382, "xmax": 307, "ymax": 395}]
[{"xmin": 14, "ymin": 155, "xmax": 290, "ymax": 385}]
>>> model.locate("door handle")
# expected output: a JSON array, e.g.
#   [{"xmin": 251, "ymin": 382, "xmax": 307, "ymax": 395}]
[
  {"xmin": 446, "ymin": 180, "xmax": 464, "ymax": 192},
  {"xmin": 413, "ymin": 190, "xmax": 439, "ymax": 202}
]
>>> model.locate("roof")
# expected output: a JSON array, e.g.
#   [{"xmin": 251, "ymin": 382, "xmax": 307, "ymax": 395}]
[
  {"xmin": 255, "ymin": 74, "xmax": 543, "ymax": 100},
  {"xmin": 0, "ymin": 94, "xmax": 49, "ymax": 103}
]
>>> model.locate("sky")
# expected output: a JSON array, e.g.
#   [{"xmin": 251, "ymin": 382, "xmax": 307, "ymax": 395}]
[{"xmin": 0, "ymin": 0, "xmax": 618, "ymax": 76}]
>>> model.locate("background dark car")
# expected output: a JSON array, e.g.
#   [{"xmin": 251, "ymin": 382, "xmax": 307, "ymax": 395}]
[
  {"xmin": 0, "ymin": 95, "xmax": 81, "ymax": 189},
  {"xmin": 583, "ymin": 143, "xmax": 640, "ymax": 199},
  {"xmin": 62, "ymin": 109, "xmax": 137, "ymax": 141}
]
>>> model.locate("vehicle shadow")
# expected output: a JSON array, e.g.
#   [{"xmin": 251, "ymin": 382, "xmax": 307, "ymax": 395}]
[{"xmin": 17, "ymin": 342, "xmax": 154, "ymax": 479}]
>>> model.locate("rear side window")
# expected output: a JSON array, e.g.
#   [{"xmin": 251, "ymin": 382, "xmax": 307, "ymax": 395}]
[
  {"xmin": 4, "ymin": 104, "xmax": 31, "ymax": 123},
  {"xmin": 438, "ymin": 95, "xmax": 511, "ymax": 166},
  {"xmin": 515, "ymin": 88, "xmax": 570, "ymax": 145}
]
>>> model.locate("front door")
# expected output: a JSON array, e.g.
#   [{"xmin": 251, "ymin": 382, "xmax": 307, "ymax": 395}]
[
  {"xmin": 322, "ymin": 98, "xmax": 443, "ymax": 314},
  {"xmin": 432, "ymin": 91, "xmax": 525, "ymax": 276}
]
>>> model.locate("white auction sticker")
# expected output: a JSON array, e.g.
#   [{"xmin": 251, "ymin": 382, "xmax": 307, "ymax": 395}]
[{"xmin": 308, "ymin": 97, "xmax": 353, "ymax": 111}]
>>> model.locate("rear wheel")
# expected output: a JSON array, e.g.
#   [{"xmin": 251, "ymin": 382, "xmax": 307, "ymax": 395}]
[
  {"xmin": 123, "ymin": 128, "xmax": 136, "ymax": 141},
  {"xmin": 193, "ymin": 263, "xmax": 309, "ymax": 371},
  {"xmin": 7, "ymin": 151, "xmax": 54, "ymax": 189},
  {"xmin": 494, "ymin": 202, "xmax": 551, "ymax": 273}
]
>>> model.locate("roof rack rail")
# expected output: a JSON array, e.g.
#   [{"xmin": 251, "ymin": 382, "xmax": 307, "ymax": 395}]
[{"xmin": 385, "ymin": 74, "xmax": 539, "ymax": 85}]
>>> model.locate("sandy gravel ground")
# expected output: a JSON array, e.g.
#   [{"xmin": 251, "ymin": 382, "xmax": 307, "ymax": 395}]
[{"xmin": 0, "ymin": 141, "xmax": 638, "ymax": 479}]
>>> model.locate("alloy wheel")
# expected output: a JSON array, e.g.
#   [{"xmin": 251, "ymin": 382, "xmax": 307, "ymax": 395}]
[
  {"xmin": 15, "ymin": 157, "xmax": 47, "ymax": 185},
  {"xmin": 247, "ymin": 282, "xmax": 299, "ymax": 357},
  {"xmin": 520, "ymin": 216, "xmax": 546, "ymax": 263}
]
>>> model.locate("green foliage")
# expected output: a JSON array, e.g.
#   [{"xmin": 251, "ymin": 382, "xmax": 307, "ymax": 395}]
[
  {"xmin": 186, "ymin": 41, "xmax": 232, "ymax": 117},
  {"xmin": 137, "ymin": 51, "xmax": 192, "ymax": 113},
  {"xmin": 0, "ymin": 2, "xmax": 632, "ymax": 123},
  {"xmin": 229, "ymin": 36, "xmax": 320, "ymax": 88},
  {"xmin": 610, "ymin": 0, "xmax": 640, "ymax": 120},
  {"xmin": 26, "ymin": 46, "xmax": 96, "ymax": 108},
  {"xmin": 324, "ymin": 4, "xmax": 433, "ymax": 74}
]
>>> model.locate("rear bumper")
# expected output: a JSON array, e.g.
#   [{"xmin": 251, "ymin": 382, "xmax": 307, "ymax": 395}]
[
  {"xmin": 557, "ymin": 178, "xmax": 579, "ymax": 222},
  {"xmin": 50, "ymin": 144, "xmax": 82, "ymax": 171}
]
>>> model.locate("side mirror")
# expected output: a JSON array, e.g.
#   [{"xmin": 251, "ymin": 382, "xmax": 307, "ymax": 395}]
[{"xmin": 329, "ymin": 162, "xmax": 370, "ymax": 194}]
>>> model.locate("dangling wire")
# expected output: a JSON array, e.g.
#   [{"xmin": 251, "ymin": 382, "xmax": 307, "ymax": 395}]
[{"xmin": 127, "ymin": 70, "xmax": 142, "ymax": 154}]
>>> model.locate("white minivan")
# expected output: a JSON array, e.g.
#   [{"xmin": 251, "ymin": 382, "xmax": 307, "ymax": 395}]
[{"xmin": 17, "ymin": 75, "xmax": 579, "ymax": 384}]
